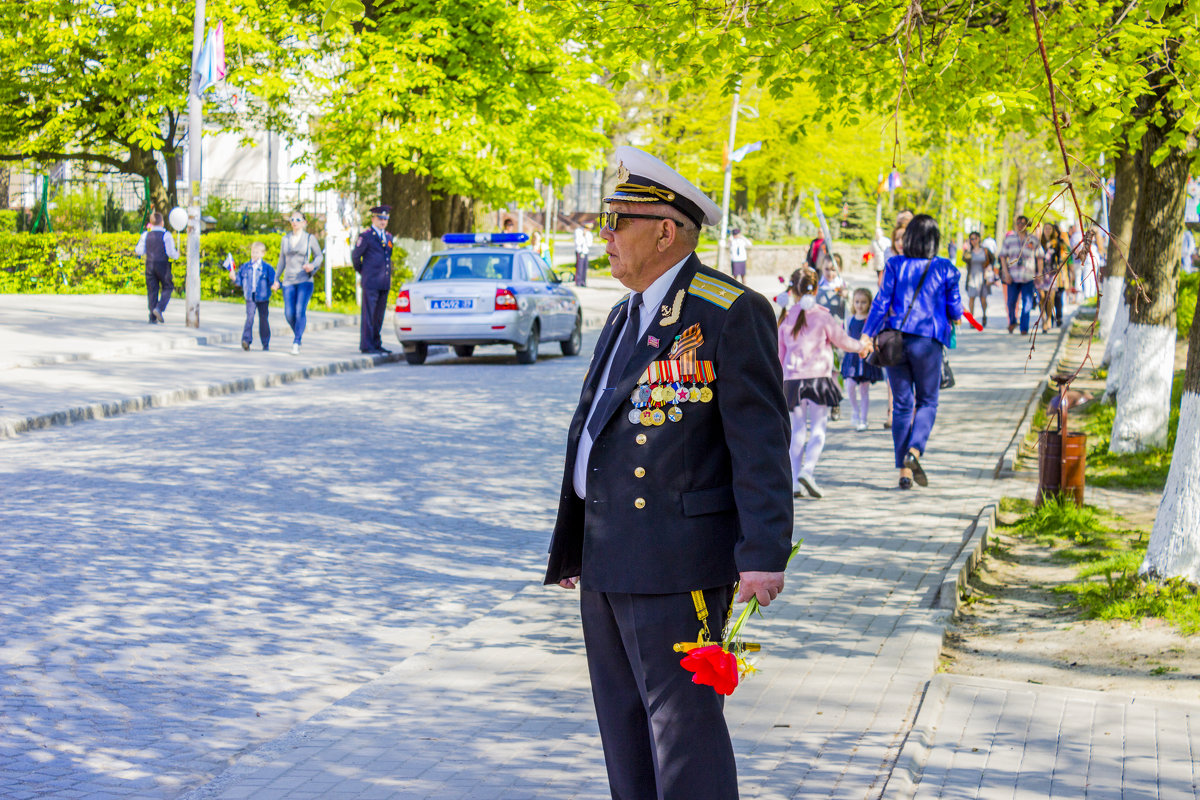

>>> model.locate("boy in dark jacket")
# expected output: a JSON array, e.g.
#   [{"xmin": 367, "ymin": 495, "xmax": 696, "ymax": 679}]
[{"xmin": 232, "ymin": 242, "xmax": 277, "ymax": 351}]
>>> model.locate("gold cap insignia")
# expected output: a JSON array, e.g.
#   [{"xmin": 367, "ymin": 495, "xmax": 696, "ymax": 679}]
[{"xmin": 617, "ymin": 161, "xmax": 629, "ymax": 183}]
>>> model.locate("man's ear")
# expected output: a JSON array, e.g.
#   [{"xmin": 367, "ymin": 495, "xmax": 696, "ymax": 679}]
[{"xmin": 656, "ymin": 219, "xmax": 677, "ymax": 253}]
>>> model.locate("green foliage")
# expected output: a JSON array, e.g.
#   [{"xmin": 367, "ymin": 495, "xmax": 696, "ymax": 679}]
[
  {"xmin": 999, "ymin": 495, "xmax": 1200, "ymax": 635},
  {"xmin": 1178, "ymin": 271, "xmax": 1198, "ymax": 338},
  {"xmin": 1007, "ymin": 495, "xmax": 1114, "ymax": 546},
  {"xmin": 312, "ymin": 0, "xmax": 615, "ymax": 208},
  {"xmin": 51, "ymin": 185, "xmax": 105, "ymax": 232},
  {"xmin": 0, "ymin": 209, "xmax": 16, "ymax": 232},
  {"xmin": 0, "ymin": 233, "xmax": 400, "ymax": 304},
  {"xmin": 0, "ymin": 1, "xmax": 320, "ymax": 207}
]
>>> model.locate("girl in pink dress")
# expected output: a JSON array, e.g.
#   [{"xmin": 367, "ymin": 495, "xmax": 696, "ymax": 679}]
[{"xmin": 778, "ymin": 267, "xmax": 868, "ymax": 498}]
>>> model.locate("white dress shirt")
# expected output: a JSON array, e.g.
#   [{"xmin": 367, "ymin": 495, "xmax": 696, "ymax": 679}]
[{"xmin": 573, "ymin": 256, "xmax": 688, "ymax": 499}]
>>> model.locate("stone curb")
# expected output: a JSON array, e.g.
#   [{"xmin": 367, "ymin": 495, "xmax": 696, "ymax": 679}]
[
  {"xmin": 2, "ymin": 313, "xmax": 359, "ymax": 370},
  {"xmin": 935, "ymin": 503, "xmax": 997, "ymax": 612},
  {"xmin": 992, "ymin": 307, "xmax": 1080, "ymax": 479},
  {"xmin": 880, "ymin": 673, "xmax": 954, "ymax": 800},
  {"xmin": 0, "ymin": 351, "xmax": 405, "ymax": 440}
]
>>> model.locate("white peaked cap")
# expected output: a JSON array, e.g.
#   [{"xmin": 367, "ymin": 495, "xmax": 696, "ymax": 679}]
[{"xmin": 604, "ymin": 145, "xmax": 722, "ymax": 227}]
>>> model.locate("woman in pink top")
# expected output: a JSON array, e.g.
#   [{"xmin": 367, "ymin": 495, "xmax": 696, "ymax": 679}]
[{"xmin": 778, "ymin": 267, "xmax": 868, "ymax": 498}]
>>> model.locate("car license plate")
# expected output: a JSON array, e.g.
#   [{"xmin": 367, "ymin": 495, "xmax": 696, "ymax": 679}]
[{"xmin": 429, "ymin": 298, "xmax": 474, "ymax": 310}]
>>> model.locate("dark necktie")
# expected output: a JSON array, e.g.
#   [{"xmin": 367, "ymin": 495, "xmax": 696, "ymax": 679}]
[{"xmin": 587, "ymin": 292, "xmax": 641, "ymax": 439}]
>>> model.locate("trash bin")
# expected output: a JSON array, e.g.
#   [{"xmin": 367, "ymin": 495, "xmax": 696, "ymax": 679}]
[{"xmin": 1037, "ymin": 377, "xmax": 1087, "ymax": 507}]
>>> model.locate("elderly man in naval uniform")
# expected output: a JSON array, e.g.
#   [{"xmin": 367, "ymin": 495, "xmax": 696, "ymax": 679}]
[{"xmin": 545, "ymin": 146, "xmax": 794, "ymax": 800}]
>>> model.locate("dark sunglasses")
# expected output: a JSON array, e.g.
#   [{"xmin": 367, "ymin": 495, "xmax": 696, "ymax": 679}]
[{"xmin": 598, "ymin": 211, "xmax": 679, "ymax": 232}]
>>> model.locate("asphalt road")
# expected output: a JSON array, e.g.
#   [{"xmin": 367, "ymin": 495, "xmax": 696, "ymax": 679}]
[{"xmin": 0, "ymin": 338, "xmax": 595, "ymax": 799}]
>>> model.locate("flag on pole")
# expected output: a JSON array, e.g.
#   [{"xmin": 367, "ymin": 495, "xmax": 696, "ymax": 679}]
[
  {"xmin": 729, "ymin": 141, "xmax": 762, "ymax": 163},
  {"xmin": 875, "ymin": 170, "xmax": 903, "ymax": 195},
  {"xmin": 811, "ymin": 191, "xmax": 835, "ymax": 256},
  {"xmin": 196, "ymin": 21, "xmax": 226, "ymax": 95}
]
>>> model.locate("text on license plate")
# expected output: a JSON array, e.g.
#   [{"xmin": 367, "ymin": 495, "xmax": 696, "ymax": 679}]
[{"xmin": 429, "ymin": 298, "xmax": 474, "ymax": 310}]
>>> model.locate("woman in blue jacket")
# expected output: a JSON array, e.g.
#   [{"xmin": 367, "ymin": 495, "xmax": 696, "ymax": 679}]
[{"xmin": 861, "ymin": 215, "xmax": 963, "ymax": 489}]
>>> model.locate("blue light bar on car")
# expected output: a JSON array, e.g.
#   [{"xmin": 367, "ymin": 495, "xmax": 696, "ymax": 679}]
[{"xmin": 441, "ymin": 233, "xmax": 530, "ymax": 245}]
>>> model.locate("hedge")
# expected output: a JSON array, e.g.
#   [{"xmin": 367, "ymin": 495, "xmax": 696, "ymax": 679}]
[{"xmin": 0, "ymin": 232, "xmax": 409, "ymax": 304}]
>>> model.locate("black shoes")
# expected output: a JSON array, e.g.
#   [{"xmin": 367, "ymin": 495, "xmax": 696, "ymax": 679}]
[
  {"xmin": 899, "ymin": 476, "xmax": 913, "ymax": 490},
  {"xmin": 241, "ymin": 341, "xmax": 250, "ymax": 351},
  {"xmin": 904, "ymin": 450, "xmax": 928, "ymax": 487}
]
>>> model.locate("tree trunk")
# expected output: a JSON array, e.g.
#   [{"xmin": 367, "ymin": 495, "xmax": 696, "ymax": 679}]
[
  {"xmin": 430, "ymin": 193, "xmax": 474, "ymax": 239},
  {"xmin": 1012, "ymin": 162, "xmax": 1027, "ymax": 222},
  {"xmin": 163, "ymin": 150, "xmax": 179, "ymax": 213},
  {"xmin": 0, "ymin": 166, "xmax": 9, "ymax": 209},
  {"xmin": 995, "ymin": 157, "xmax": 1010, "ymax": 240},
  {"xmin": 1142, "ymin": 281, "xmax": 1200, "ymax": 582},
  {"xmin": 1109, "ymin": 121, "xmax": 1187, "ymax": 453},
  {"xmin": 1100, "ymin": 147, "xmax": 1140, "ymax": 355},
  {"xmin": 381, "ymin": 164, "xmax": 432, "ymax": 275}
]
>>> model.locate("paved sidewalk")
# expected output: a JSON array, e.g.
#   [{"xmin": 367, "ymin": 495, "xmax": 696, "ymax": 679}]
[{"xmin": 0, "ymin": 287, "xmax": 625, "ymax": 438}]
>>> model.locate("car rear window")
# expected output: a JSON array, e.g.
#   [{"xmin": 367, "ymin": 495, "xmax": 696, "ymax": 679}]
[{"xmin": 420, "ymin": 253, "xmax": 514, "ymax": 281}]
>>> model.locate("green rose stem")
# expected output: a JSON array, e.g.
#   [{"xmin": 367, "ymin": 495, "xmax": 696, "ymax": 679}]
[{"xmin": 725, "ymin": 542, "xmax": 802, "ymax": 647}]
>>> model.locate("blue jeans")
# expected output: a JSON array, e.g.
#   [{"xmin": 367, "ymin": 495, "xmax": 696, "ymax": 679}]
[
  {"xmin": 242, "ymin": 300, "xmax": 270, "ymax": 349},
  {"xmin": 1006, "ymin": 281, "xmax": 1035, "ymax": 333},
  {"xmin": 282, "ymin": 281, "xmax": 314, "ymax": 344},
  {"xmin": 886, "ymin": 333, "xmax": 943, "ymax": 469}
]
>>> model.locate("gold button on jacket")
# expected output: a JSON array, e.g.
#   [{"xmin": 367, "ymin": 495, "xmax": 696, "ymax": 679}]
[
  {"xmin": 634, "ymin": 467, "xmax": 646, "ymax": 478},
  {"xmin": 634, "ymin": 497, "xmax": 646, "ymax": 509}
]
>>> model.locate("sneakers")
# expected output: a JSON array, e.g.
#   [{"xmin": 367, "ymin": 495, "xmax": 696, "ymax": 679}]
[
  {"xmin": 152, "ymin": 308, "xmax": 165, "ymax": 324},
  {"xmin": 291, "ymin": 343, "xmax": 301, "ymax": 355},
  {"xmin": 830, "ymin": 405, "xmax": 841, "ymax": 421},
  {"xmin": 241, "ymin": 341, "xmax": 250, "ymax": 351},
  {"xmin": 797, "ymin": 472, "xmax": 823, "ymax": 499},
  {"xmin": 855, "ymin": 423, "xmax": 868, "ymax": 432}
]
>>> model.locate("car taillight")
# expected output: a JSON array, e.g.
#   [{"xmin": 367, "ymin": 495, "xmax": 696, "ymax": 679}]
[
  {"xmin": 495, "ymin": 287, "xmax": 519, "ymax": 311},
  {"xmin": 395, "ymin": 290, "xmax": 411, "ymax": 313}
]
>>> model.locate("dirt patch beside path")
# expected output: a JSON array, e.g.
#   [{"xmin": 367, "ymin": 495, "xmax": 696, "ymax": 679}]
[{"xmin": 940, "ymin": 487, "xmax": 1200, "ymax": 704}]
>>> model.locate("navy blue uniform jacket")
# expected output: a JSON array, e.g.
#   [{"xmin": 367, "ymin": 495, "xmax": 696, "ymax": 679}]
[
  {"xmin": 351, "ymin": 227, "xmax": 394, "ymax": 291},
  {"xmin": 545, "ymin": 255, "xmax": 794, "ymax": 595}
]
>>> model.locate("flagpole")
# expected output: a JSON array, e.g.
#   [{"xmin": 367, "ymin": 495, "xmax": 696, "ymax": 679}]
[
  {"xmin": 186, "ymin": 0, "xmax": 205, "ymax": 328},
  {"xmin": 718, "ymin": 91, "xmax": 739, "ymax": 275}
]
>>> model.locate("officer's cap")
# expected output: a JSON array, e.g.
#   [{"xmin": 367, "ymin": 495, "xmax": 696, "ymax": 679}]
[
  {"xmin": 604, "ymin": 146, "xmax": 721, "ymax": 228},
  {"xmin": 370, "ymin": 205, "xmax": 392, "ymax": 220}
]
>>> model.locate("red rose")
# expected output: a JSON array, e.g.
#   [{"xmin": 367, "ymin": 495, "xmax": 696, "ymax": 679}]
[{"xmin": 680, "ymin": 645, "xmax": 739, "ymax": 695}]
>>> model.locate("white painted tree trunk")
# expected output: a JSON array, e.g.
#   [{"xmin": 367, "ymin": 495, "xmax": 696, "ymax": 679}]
[
  {"xmin": 1103, "ymin": 306, "xmax": 1129, "ymax": 401},
  {"xmin": 1097, "ymin": 275, "xmax": 1124, "ymax": 344},
  {"xmin": 1110, "ymin": 322, "xmax": 1176, "ymax": 452},
  {"xmin": 1141, "ymin": 390, "xmax": 1200, "ymax": 583}
]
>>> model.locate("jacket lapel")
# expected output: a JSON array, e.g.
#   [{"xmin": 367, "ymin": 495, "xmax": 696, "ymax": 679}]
[{"xmin": 589, "ymin": 258, "xmax": 699, "ymax": 436}]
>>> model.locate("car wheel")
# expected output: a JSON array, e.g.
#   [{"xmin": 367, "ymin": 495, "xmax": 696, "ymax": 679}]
[
  {"xmin": 453, "ymin": 345, "xmax": 476, "ymax": 358},
  {"xmin": 561, "ymin": 314, "xmax": 582, "ymax": 356},
  {"xmin": 515, "ymin": 322, "xmax": 539, "ymax": 364},
  {"xmin": 405, "ymin": 342, "xmax": 428, "ymax": 365}
]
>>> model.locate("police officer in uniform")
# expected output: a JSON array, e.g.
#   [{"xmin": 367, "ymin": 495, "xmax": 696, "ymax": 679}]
[
  {"xmin": 545, "ymin": 146, "xmax": 793, "ymax": 800},
  {"xmin": 134, "ymin": 211, "xmax": 180, "ymax": 324},
  {"xmin": 351, "ymin": 205, "xmax": 394, "ymax": 354}
]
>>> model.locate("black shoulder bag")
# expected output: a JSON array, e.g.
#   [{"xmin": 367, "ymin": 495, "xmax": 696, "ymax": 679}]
[{"xmin": 867, "ymin": 259, "xmax": 933, "ymax": 368}]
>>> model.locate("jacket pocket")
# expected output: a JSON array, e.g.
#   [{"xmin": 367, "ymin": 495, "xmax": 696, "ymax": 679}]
[{"xmin": 681, "ymin": 485, "xmax": 736, "ymax": 517}]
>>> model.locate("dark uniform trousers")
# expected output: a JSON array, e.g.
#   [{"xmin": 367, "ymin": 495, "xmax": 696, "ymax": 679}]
[
  {"xmin": 546, "ymin": 254, "xmax": 793, "ymax": 800},
  {"xmin": 351, "ymin": 227, "xmax": 393, "ymax": 352},
  {"xmin": 143, "ymin": 230, "xmax": 173, "ymax": 319}
]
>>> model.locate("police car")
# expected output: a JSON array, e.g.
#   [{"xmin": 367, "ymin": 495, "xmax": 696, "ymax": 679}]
[{"xmin": 394, "ymin": 233, "xmax": 583, "ymax": 365}]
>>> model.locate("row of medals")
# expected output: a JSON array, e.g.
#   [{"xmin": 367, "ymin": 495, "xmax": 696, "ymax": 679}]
[{"xmin": 628, "ymin": 381, "xmax": 713, "ymax": 426}]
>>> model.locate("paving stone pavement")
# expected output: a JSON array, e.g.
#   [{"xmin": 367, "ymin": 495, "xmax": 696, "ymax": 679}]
[
  {"xmin": 3, "ymin": 284, "xmax": 1164, "ymax": 799},
  {"xmin": 891, "ymin": 675, "xmax": 1200, "ymax": 800}
]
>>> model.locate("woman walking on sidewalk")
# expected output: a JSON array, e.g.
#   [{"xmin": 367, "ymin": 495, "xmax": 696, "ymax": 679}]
[
  {"xmin": 961, "ymin": 231, "xmax": 993, "ymax": 327},
  {"xmin": 862, "ymin": 214, "xmax": 963, "ymax": 490},
  {"xmin": 277, "ymin": 212, "xmax": 324, "ymax": 355},
  {"xmin": 778, "ymin": 267, "xmax": 868, "ymax": 498}
]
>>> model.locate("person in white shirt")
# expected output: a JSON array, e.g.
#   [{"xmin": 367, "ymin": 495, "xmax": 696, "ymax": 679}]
[
  {"xmin": 133, "ymin": 211, "xmax": 180, "ymax": 324},
  {"xmin": 574, "ymin": 224, "xmax": 593, "ymax": 287},
  {"xmin": 729, "ymin": 228, "xmax": 752, "ymax": 283}
]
